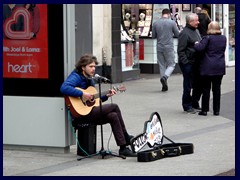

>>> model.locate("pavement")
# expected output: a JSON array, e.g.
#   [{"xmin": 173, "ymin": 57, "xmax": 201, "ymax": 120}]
[{"xmin": 3, "ymin": 67, "xmax": 235, "ymax": 176}]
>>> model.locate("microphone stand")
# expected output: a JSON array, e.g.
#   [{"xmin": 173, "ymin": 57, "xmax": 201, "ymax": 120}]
[{"xmin": 78, "ymin": 78, "xmax": 125, "ymax": 160}]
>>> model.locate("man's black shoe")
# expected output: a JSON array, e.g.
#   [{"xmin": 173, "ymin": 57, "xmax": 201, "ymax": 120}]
[
  {"xmin": 160, "ymin": 77, "xmax": 168, "ymax": 91},
  {"xmin": 119, "ymin": 147, "xmax": 137, "ymax": 157},
  {"xmin": 124, "ymin": 132, "xmax": 134, "ymax": 145},
  {"xmin": 126, "ymin": 135, "xmax": 134, "ymax": 145}
]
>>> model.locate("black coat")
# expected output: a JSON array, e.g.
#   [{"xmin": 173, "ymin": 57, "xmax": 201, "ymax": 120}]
[
  {"xmin": 194, "ymin": 34, "xmax": 226, "ymax": 76},
  {"xmin": 197, "ymin": 13, "xmax": 211, "ymax": 37},
  {"xmin": 177, "ymin": 24, "xmax": 202, "ymax": 64}
]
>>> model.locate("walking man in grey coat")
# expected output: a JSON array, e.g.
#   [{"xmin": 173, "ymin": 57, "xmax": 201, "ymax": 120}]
[{"xmin": 152, "ymin": 8, "xmax": 179, "ymax": 91}]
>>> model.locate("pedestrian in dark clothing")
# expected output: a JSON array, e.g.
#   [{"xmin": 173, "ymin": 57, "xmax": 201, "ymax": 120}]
[
  {"xmin": 177, "ymin": 13, "xmax": 202, "ymax": 113},
  {"xmin": 194, "ymin": 7, "xmax": 211, "ymax": 37},
  {"xmin": 194, "ymin": 21, "xmax": 226, "ymax": 116},
  {"xmin": 60, "ymin": 54, "xmax": 136, "ymax": 157}
]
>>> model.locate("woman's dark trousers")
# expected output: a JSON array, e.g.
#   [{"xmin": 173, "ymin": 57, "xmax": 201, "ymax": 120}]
[{"xmin": 201, "ymin": 75, "xmax": 223, "ymax": 113}]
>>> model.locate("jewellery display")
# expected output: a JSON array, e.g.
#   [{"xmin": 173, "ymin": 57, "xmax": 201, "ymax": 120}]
[{"xmin": 122, "ymin": 4, "xmax": 153, "ymax": 39}]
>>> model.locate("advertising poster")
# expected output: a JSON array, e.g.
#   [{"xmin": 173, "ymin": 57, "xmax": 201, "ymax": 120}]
[{"xmin": 3, "ymin": 4, "xmax": 48, "ymax": 79}]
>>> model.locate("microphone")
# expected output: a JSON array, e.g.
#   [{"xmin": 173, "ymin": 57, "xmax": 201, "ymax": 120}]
[{"xmin": 94, "ymin": 74, "xmax": 111, "ymax": 83}]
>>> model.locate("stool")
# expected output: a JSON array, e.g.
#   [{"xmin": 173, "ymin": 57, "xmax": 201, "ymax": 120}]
[{"xmin": 74, "ymin": 122, "xmax": 97, "ymax": 156}]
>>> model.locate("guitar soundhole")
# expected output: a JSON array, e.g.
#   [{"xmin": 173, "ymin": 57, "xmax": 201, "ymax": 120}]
[{"xmin": 86, "ymin": 99, "xmax": 95, "ymax": 107}]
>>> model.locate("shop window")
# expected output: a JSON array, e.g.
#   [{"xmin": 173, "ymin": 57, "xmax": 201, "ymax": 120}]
[
  {"xmin": 229, "ymin": 4, "xmax": 235, "ymax": 61},
  {"xmin": 121, "ymin": 4, "xmax": 153, "ymax": 40}
]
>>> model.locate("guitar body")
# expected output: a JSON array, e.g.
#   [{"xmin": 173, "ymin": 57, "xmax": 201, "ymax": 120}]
[
  {"xmin": 64, "ymin": 85, "xmax": 126, "ymax": 118},
  {"xmin": 65, "ymin": 86, "xmax": 100, "ymax": 117}
]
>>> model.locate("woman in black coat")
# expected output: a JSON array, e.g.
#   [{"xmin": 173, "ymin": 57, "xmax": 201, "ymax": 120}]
[{"xmin": 194, "ymin": 21, "xmax": 227, "ymax": 116}]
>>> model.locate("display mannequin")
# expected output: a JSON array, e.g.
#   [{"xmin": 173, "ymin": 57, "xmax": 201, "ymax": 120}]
[
  {"xmin": 137, "ymin": 12, "xmax": 145, "ymax": 35},
  {"xmin": 124, "ymin": 13, "xmax": 131, "ymax": 28},
  {"xmin": 137, "ymin": 13, "xmax": 145, "ymax": 27}
]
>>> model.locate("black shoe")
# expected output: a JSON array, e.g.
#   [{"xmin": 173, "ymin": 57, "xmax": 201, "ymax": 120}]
[
  {"xmin": 214, "ymin": 112, "xmax": 219, "ymax": 116},
  {"xmin": 119, "ymin": 147, "xmax": 137, "ymax": 157},
  {"xmin": 198, "ymin": 111, "xmax": 207, "ymax": 116},
  {"xmin": 126, "ymin": 135, "xmax": 134, "ymax": 145},
  {"xmin": 185, "ymin": 108, "xmax": 196, "ymax": 114},
  {"xmin": 162, "ymin": 87, "xmax": 168, "ymax": 92},
  {"xmin": 160, "ymin": 77, "xmax": 168, "ymax": 92},
  {"xmin": 124, "ymin": 133, "xmax": 134, "ymax": 145}
]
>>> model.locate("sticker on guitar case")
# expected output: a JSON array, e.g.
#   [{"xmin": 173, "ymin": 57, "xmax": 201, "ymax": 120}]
[{"xmin": 130, "ymin": 112, "xmax": 164, "ymax": 153}]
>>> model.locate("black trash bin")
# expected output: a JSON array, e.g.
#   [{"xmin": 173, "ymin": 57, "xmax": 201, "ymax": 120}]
[{"xmin": 77, "ymin": 124, "xmax": 97, "ymax": 156}]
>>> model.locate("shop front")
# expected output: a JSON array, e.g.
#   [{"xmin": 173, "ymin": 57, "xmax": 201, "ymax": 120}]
[{"xmin": 120, "ymin": 4, "xmax": 235, "ymax": 74}]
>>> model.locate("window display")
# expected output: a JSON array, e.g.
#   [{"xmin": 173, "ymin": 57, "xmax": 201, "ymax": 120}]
[
  {"xmin": 169, "ymin": 4, "xmax": 182, "ymax": 31},
  {"xmin": 228, "ymin": 4, "xmax": 235, "ymax": 61},
  {"xmin": 121, "ymin": 4, "xmax": 153, "ymax": 39},
  {"xmin": 138, "ymin": 4, "xmax": 153, "ymax": 37},
  {"xmin": 124, "ymin": 12, "xmax": 131, "ymax": 29}
]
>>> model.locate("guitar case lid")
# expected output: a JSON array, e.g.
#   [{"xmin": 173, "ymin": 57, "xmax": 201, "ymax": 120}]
[
  {"xmin": 130, "ymin": 112, "xmax": 164, "ymax": 153},
  {"xmin": 130, "ymin": 112, "xmax": 194, "ymax": 162}
]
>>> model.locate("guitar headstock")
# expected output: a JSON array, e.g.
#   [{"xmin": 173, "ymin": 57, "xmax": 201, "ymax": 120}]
[{"xmin": 113, "ymin": 84, "xmax": 126, "ymax": 93}]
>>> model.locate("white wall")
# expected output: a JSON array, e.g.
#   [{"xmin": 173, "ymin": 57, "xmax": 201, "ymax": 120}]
[{"xmin": 92, "ymin": 4, "xmax": 112, "ymax": 65}]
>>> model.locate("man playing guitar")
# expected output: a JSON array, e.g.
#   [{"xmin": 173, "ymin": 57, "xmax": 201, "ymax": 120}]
[{"xmin": 60, "ymin": 54, "xmax": 136, "ymax": 157}]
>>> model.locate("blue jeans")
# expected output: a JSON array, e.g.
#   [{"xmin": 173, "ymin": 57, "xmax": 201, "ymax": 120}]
[{"xmin": 179, "ymin": 63, "xmax": 193, "ymax": 111}]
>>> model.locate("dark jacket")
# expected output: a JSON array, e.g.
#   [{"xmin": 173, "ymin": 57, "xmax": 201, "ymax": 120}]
[
  {"xmin": 194, "ymin": 35, "xmax": 226, "ymax": 76},
  {"xmin": 197, "ymin": 13, "xmax": 211, "ymax": 37},
  {"xmin": 177, "ymin": 24, "xmax": 202, "ymax": 64}
]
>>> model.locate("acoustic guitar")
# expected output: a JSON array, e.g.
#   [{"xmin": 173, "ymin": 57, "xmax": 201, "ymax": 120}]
[{"xmin": 65, "ymin": 85, "xmax": 126, "ymax": 117}]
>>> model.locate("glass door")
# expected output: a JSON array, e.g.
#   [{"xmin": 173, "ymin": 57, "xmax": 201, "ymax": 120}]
[
  {"xmin": 213, "ymin": 4, "xmax": 235, "ymax": 66},
  {"xmin": 228, "ymin": 4, "xmax": 235, "ymax": 63}
]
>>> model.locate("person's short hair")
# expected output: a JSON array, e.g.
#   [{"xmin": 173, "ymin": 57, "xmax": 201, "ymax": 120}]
[
  {"xmin": 207, "ymin": 21, "xmax": 221, "ymax": 35},
  {"xmin": 186, "ymin": 13, "xmax": 197, "ymax": 24},
  {"xmin": 75, "ymin": 54, "xmax": 98, "ymax": 73},
  {"xmin": 194, "ymin": 7, "xmax": 202, "ymax": 13},
  {"xmin": 162, "ymin": 8, "xmax": 170, "ymax": 15}
]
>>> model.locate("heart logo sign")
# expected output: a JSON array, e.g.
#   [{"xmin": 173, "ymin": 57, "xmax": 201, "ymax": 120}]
[{"xmin": 3, "ymin": 7, "xmax": 32, "ymax": 39}]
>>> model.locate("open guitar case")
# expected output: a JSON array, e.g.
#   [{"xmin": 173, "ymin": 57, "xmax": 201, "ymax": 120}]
[{"xmin": 130, "ymin": 112, "xmax": 194, "ymax": 162}]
